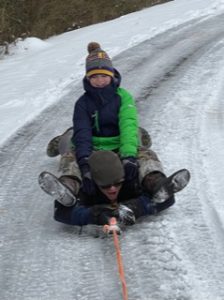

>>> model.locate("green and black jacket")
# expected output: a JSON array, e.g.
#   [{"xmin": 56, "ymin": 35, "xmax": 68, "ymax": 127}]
[{"xmin": 72, "ymin": 69, "xmax": 139, "ymax": 169}]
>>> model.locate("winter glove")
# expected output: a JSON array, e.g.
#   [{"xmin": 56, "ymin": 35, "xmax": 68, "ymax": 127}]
[
  {"xmin": 122, "ymin": 157, "xmax": 139, "ymax": 182},
  {"xmin": 90, "ymin": 204, "xmax": 136, "ymax": 226},
  {"xmin": 117, "ymin": 204, "xmax": 136, "ymax": 225},
  {"xmin": 82, "ymin": 176, "xmax": 96, "ymax": 196},
  {"xmin": 90, "ymin": 204, "xmax": 118, "ymax": 225},
  {"xmin": 80, "ymin": 162, "xmax": 96, "ymax": 196}
]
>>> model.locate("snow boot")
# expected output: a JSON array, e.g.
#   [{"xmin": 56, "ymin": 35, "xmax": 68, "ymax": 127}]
[
  {"xmin": 138, "ymin": 127, "xmax": 152, "ymax": 149},
  {"xmin": 46, "ymin": 127, "xmax": 73, "ymax": 157},
  {"xmin": 46, "ymin": 136, "xmax": 61, "ymax": 157},
  {"xmin": 143, "ymin": 169, "xmax": 190, "ymax": 203},
  {"xmin": 38, "ymin": 171, "xmax": 79, "ymax": 206}
]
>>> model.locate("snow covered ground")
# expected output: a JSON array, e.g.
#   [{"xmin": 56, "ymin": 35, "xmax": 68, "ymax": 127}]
[{"xmin": 1, "ymin": 0, "xmax": 224, "ymax": 299}]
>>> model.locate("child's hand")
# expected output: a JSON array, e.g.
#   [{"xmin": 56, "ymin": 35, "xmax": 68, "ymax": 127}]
[
  {"xmin": 122, "ymin": 157, "xmax": 139, "ymax": 182},
  {"xmin": 82, "ymin": 176, "xmax": 96, "ymax": 196}
]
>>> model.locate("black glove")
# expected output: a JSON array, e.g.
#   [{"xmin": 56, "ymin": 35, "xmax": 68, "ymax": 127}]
[
  {"xmin": 80, "ymin": 163, "xmax": 96, "ymax": 196},
  {"xmin": 118, "ymin": 204, "xmax": 136, "ymax": 225},
  {"xmin": 82, "ymin": 176, "xmax": 96, "ymax": 196},
  {"xmin": 90, "ymin": 205, "xmax": 118, "ymax": 225},
  {"xmin": 122, "ymin": 157, "xmax": 139, "ymax": 182}
]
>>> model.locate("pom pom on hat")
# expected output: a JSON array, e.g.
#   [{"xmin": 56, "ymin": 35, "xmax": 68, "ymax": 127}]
[
  {"xmin": 85, "ymin": 41, "xmax": 114, "ymax": 78},
  {"xmin": 87, "ymin": 42, "xmax": 101, "ymax": 54}
]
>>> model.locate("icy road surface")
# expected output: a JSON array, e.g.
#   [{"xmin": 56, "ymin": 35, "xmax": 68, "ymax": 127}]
[{"xmin": 1, "ymin": 14, "xmax": 224, "ymax": 300}]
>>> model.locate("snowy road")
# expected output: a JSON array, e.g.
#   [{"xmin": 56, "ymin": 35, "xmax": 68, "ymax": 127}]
[{"xmin": 1, "ymin": 13, "xmax": 224, "ymax": 300}]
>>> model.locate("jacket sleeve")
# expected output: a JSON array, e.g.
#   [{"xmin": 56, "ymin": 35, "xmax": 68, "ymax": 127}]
[
  {"xmin": 117, "ymin": 88, "xmax": 139, "ymax": 158},
  {"xmin": 71, "ymin": 97, "xmax": 93, "ymax": 168},
  {"xmin": 54, "ymin": 201, "xmax": 93, "ymax": 226}
]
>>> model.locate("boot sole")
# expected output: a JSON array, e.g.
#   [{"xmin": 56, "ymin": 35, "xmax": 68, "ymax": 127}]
[
  {"xmin": 171, "ymin": 169, "xmax": 190, "ymax": 192},
  {"xmin": 153, "ymin": 169, "xmax": 190, "ymax": 203},
  {"xmin": 38, "ymin": 171, "xmax": 76, "ymax": 206}
]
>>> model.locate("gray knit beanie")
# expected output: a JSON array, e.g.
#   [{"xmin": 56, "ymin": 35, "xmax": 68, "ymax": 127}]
[
  {"xmin": 85, "ymin": 42, "xmax": 114, "ymax": 78},
  {"xmin": 88, "ymin": 151, "xmax": 124, "ymax": 186}
]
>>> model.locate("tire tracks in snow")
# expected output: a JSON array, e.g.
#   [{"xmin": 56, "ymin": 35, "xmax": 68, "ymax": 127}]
[{"xmin": 138, "ymin": 26, "xmax": 224, "ymax": 298}]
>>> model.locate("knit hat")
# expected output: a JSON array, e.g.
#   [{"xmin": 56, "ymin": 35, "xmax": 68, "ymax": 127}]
[
  {"xmin": 88, "ymin": 151, "xmax": 124, "ymax": 186},
  {"xmin": 86, "ymin": 42, "xmax": 114, "ymax": 78}
]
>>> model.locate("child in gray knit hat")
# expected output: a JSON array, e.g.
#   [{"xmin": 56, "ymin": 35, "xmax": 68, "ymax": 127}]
[{"xmin": 39, "ymin": 151, "xmax": 189, "ymax": 227}]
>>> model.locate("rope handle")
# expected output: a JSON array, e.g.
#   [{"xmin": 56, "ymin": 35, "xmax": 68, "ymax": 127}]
[{"xmin": 103, "ymin": 217, "xmax": 128, "ymax": 300}]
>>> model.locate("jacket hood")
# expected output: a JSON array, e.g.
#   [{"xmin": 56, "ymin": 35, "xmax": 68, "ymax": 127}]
[{"xmin": 83, "ymin": 68, "xmax": 121, "ymax": 93}]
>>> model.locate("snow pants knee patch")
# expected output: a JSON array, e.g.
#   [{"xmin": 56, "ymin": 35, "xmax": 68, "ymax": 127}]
[{"xmin": 138, "ymin": 149, "xmax": 164, "ymax": 183}]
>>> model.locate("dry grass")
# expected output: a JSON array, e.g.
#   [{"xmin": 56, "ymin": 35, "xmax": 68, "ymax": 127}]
[{"xmin": 0, "ymin": 0, "xmax": 171, "ymax": 45}]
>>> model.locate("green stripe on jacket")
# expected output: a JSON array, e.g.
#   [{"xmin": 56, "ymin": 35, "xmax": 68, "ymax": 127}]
[{"xmin": 92, "ymin": 87, "xmax": 139, "ymax": 157}]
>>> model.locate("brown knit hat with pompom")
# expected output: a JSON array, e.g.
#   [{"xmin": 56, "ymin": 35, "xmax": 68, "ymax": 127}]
[{"xmin": 86, "ymin": 42, "xmax": 114, "ymax": 78}]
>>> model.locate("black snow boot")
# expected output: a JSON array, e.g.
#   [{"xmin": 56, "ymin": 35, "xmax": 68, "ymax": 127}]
[
  {"xmin": 46, "ymin": 127, "xmax": 73, "ymax": 157},
  {"xmin": 46, "ymin": 136, "xmax": 61, "ymax": 157},
  {"xmin": 38, "ymin": 171, "xmax": 80, "ymax": 206},
  {"xmin": 143, "ymin": 169, "xmax": 190, "ymax": 203}
]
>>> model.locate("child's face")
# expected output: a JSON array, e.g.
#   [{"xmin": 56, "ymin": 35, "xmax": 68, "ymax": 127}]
[
  {"xmin": 89, "ymin": 74, "xmax": 112, "ymax": 88},
  {"xmin": 98, "ymin": 182, "xmax": 123, "ymax": 203}
]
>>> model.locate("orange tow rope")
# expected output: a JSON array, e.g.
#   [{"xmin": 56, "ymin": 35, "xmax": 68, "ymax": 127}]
[{"xmin": 104, "ymin": 217, "xmax": 128, "ymax": 300}]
